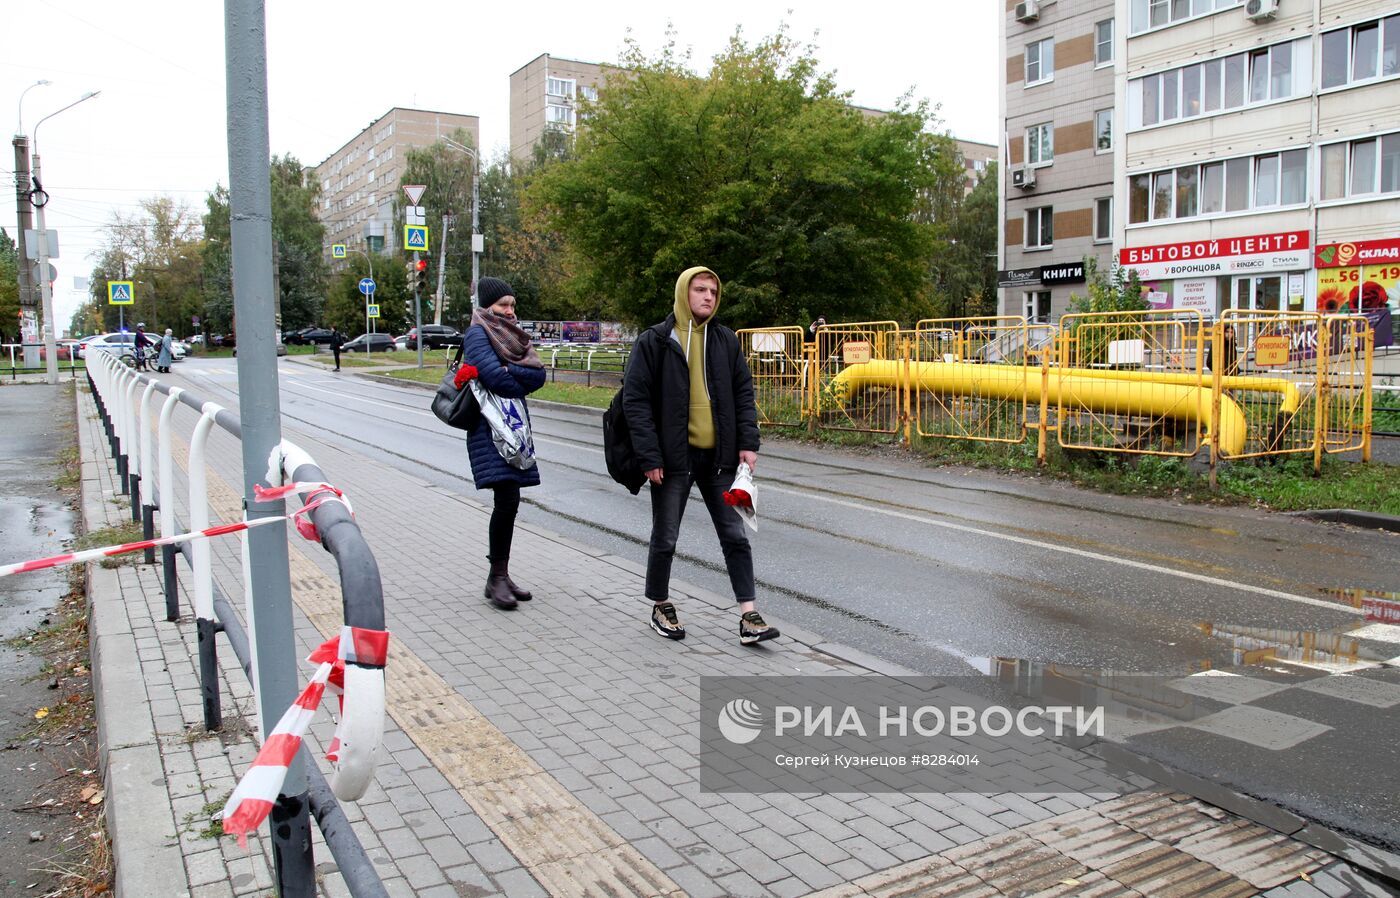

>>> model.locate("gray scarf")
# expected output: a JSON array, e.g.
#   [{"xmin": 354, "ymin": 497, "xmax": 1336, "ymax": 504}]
[{"xmin": 471, "ymin": 308, "xmax": 543, "ymax": 368}]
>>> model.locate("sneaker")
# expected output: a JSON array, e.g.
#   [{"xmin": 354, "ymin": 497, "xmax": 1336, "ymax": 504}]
[
  {"xmin": 739, "ymin": 611, "xmax": 779, "ymax": 645},
  {"xmin": 650, "ymin": 602, "xmax": 685, "ymax": 640}
]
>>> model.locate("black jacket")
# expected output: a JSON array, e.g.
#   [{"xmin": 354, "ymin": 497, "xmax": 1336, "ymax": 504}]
[{"xmin": 622, "ymin": 314, "xmax": 760, "ymax": 475}]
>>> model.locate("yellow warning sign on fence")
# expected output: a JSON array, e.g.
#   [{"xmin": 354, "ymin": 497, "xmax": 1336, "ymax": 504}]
[{"xmin": 1253, "ymin": 335, "xmax": 1289, "ymax": 367}]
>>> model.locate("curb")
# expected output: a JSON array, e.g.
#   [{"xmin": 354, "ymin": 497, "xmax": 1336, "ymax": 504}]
[{"xmin": 1288, "ymin": 508, "xmax": 1400, "ymax": 533}]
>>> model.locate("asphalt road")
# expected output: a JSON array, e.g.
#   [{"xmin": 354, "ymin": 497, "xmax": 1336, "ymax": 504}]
[{"xmin": 154, "ymin": 356, "xmax": 1400, "ymax": 854}]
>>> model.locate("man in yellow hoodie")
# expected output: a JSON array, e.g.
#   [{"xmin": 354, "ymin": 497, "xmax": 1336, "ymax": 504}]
[{"xmin": 621, "ymin": 267, "xmax": 778, "ymax": 645}]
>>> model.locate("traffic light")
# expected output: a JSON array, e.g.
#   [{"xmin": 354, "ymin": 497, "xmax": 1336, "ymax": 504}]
[{"xmin": 414, "ymin": 259, "xmax": 429, "ymax": 293}]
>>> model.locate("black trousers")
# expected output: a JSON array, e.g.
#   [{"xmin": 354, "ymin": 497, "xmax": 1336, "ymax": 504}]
[
  {"xmin": 489, "ymin": 483, "xmax": 521, "ymax": 562},
  {"xmin": 645, "ymin": 447, "xmax": 754, "ymax": 603}
]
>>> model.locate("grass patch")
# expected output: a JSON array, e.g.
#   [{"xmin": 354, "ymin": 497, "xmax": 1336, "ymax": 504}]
[
  {"xmin": 54, "ymin": 446, "xmax": 81, "ymax": 490},
  {"xmin": 181, "ymin": 794, "xmax": 230, "ymax": 841},
  {"xmin": 75, "ymin": 522, "xmax": 144, "ymax": 568},
  {"xmin": 533, "ymin": 381, "xmax": 615, "ymax": 409}
]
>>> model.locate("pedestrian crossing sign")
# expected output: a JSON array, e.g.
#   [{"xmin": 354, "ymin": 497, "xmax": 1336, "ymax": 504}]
[
  {"xmin": 332, "ymin": 244, "xmax": 347, "ymax": 259},
  {"xmin": 367, "ymin": 304, "xmax": 380, "ymax": 318},
  {"xmin": 108, "ymin": 281, "xmax": 135, "ymax": 305},
  {"xmin": 403, "ymin": 224, "xmax": 429, "ymax": 251}
]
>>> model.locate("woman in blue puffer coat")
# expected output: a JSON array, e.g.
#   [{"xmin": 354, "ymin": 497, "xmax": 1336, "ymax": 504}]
[{"xmin": 462, "ymin": 277, "xmax": 547, "ymax": 610}]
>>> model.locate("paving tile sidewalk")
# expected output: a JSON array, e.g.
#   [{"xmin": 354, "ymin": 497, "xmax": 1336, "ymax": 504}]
[{"xmin": 72, "ymin": 381, "xmax": 1376, "ymax": 897}]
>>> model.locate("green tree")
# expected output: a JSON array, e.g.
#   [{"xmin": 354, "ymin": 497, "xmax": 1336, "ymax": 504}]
[
  {"xmin": 396, "ymin": 132, "xmax": 478, "ymax": 329},
  {"xmin": 323, "ymin": 255, "xmax": 407, "ymax": 335},
  {"xmin": 200, "ymin": 155, "xmax": 327, "ymax": 334},
  {"xmin": 931, "ymin": 162, "xmax": 1000, "ymax": 318},
  {"xmin": 1066, "ymin": 257, "xmax": 1147, "ymax": 316},
  {"xmin": 530, "ymin": 28, "xmax": 942, "ymax": 329},
  {"xmin": 0, "ymin": 229, "xmax": 18, "ymax": 341}
]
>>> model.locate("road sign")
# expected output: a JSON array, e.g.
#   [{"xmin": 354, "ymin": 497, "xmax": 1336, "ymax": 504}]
[
  {"xmin": 367, "ymin": 304, "xmax": 380, "ymax": 318},
  {"xmin": 403, "ymin": 185, "xmax": 427, "ymax": 206},
  {"xmin": 403, "ymin": 224, "xmax": 429, "ymax": 251},
  {"xmin": 31, "ymin": 262, "xmax": 57, "ymax": 284},
  {"xmin": 108, "ymin": 281, "xmax": 134, "ymax": 305},
  {"xmin": 406, "ymin": 205, "xmax": 426, "ymax": 226},
  {"xmin": 358, "ymin": 277, "xmax": 377, "ymax": 296},
  {"xmin": 332, "ymin": 244, "xmax": 347, "ymax": 259},
  {"xmin": 23, "ymin": 230, "xmax": 59, "ymax": 260}
]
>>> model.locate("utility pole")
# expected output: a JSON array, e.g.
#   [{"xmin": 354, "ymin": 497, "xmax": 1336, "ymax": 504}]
[
  {"xmin": 433, "ymin": 214, "xmax": 451, "ymax": 326},
  {"xmin": 224, "ymin": 1, "xmax": 313, "ymax": 893},
  {"xmin": 412, "ymin": 250, "xmax": 423, "ymax": 368},
  {"xmin": 12, "ymin": 137, "xmax": 36, "ymax": 365}
]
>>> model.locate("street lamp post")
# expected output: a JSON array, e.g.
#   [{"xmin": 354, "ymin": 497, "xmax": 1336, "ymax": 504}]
[
  {"xmin": 438, "ymin": 136, "xmax": 481, "ymax": 313},
  {"xmin": 347, "ymin": 246, "xmax": 375, "ymax": 340},
  {"xmin": 13, "ymin": 80, "xmax": 51, "ymax": 367},
  {"xmin": 31, "ymin": 90, "xmax": 101, "ymax": 384}
]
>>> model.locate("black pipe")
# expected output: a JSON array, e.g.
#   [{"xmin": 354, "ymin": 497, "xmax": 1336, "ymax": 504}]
[
  {"xmin": 287, "ymin": 462, "xmax": 385, "ymax": 634},
  {"xmin": 129, "ymin": 475, "xmax": 141, "ymax": 522},
  {"xmin": 269, "ymin": 793, "xmax": 316, "ymax": 898},
  {"xmin": 162, "ymin": 545, "xmax": 179, "ymax": 621},
  {"xmin": 197, "ymin": 616, "xmax": 222, "ymax": 731},
  {"xmin": 142, "ymin": 505, "xmax": 156, "ymax": 564}
]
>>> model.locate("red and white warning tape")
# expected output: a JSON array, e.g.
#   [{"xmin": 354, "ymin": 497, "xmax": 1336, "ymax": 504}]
[
  {"xmin": 0, "ymin": 481, "xmax": 353, "ymax": 579},
  {"xmin": 222, "ymin": 627, "xmax": 389, "ymax": 847}
]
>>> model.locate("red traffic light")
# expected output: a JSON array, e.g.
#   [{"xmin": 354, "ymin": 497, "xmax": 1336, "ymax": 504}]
[{"xmin": 414, "ymin": 260, "xmax": 428, "ymax": 271}]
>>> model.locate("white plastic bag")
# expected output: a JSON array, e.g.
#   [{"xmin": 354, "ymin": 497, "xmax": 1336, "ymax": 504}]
[
  {"xmin": 469, "ymin": 381, "xmax": 536, "ymax": 470},
  {"xmin": 723, "ymin": 462, "xmax": 758, "ymax": 532}
]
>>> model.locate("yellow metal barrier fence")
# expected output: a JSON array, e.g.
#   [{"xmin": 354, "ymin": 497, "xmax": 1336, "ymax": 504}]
[
  {"xmin": 910, "ymin": 317, "xmax": 1035, "ymax": 444},
  {"xmin": 738, "ymin": 327, "xmax": 810, "ymax": 429},
  {"xmin": 1216, "ymin": 311, "xmax": 1320, "ymax": 461},
  {"xmin": 1055, "ymin": 310, "xmax": 1206, "ymax": 457},
  {"xmin": 1318, "ymin": 315, "xmax": 1373, "ymax": 461},
  {"xmin": 813, "ymin": 321, "xmax": 903, "ymax": 434}
]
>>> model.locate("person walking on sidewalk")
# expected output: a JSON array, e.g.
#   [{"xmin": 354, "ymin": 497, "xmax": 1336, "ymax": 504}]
[
  {"xmin": 462, "ymin": 278, "xmax": 547, "ymax": 610},
  {"xmin": 622, "ymin": 266, "xmax": 779, "ymax": 646},
  {"xmin": 156, "ymin": 328, "xmax": 174, "ymax": 373},
  {"xmin": 331, "ymin": 330, "xmax": 344, "ymax": 371}
]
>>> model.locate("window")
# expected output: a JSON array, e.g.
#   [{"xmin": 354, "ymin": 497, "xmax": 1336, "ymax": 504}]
[
  {"xmin": 1026, "ymin": 39, "xmax": 1054, "ymax": 85},
  {"xmin": 1095, "ymin": 109, "xmax": 1113, "ymax": 151},
  {"xmin": 1025, "ymin": 206, "xmax": 1054, "ymax": 248},
  {"xmin": 1027, "ymin": 123, "xmax": 1054, "ymax": 165},
  {"xmin": 546, "ymin": 77, "xmax": 575, "ymax": 98},
  {"xmin": 1131, "ymin": 0, "xmax": 1239, "ymax": 33},
  {"xmin": 545, "ymin": 104, "xmax": 574, "ymax": 126},
  {"xmin": 1024, "ymin": 291, "xmax": 1052, "ymax": 323},
  {"xmin": 580, "ymin": 85, "xmax": 598, "ymax": 101},
  {"xmin": 1095, "ymin": 197, "xmax": 1113, "ymax": 242},
  {"xmin": 1321, "ymin": 133, "xmax": 1400, "ymax": 201},
  {"xmin": 1127, "ymin": 150, "xmax": 1307, "ymax": 223},
  {"xmin": 1321, "ymin": 16, "xmax": 1400, "ymax": 90},
  {"xmin": 1129, "ymin": 39, "xmax": 1302, "ymax": 129},
  {"xmin": 1095, "ymin": 20, "xmax": 1114, "ymax": 65}
]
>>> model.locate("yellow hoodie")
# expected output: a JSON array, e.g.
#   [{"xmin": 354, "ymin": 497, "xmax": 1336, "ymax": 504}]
[{"xmin": 673, "ymin": 266, "xmax": 720, "ymax": 449}]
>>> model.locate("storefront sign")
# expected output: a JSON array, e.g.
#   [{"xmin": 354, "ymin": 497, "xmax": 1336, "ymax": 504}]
[
  {"xmin": 1121, "ymin": 231, "xmax": 1311, "ymax": 281},
  {"xmin": 1316, "ymin": 259, "xmax": 1399, "ymax": 313},
  {"xmin": 996, "ymin": 268, "xmax": 1041, "ymax": 288},
  {"xmin": 1176, "ymin": 279, "xmax": 1216, "ymax": 315},
  {"xmin": 1040, "ymin": 262, "xmax": 1086, "ymax": 285},
  {"xmin": 1315, "ymin": 238, "xmax": 1400, "ymax": 268},
  {"xmin": 1121, "ymin": 231, "xmax": 1309, "ymax": 265}
]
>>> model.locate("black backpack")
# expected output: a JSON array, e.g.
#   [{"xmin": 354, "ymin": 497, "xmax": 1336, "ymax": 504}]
[{"xmin": 603, "ymin": 350, "xmax": 647, "ymax": 495}]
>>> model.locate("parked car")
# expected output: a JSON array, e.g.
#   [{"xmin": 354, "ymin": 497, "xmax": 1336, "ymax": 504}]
[
  {"xmin": 284, "ymin": 327, "xmax": 338, "ymax": 346},
  {"xmin": 340, "ymin": 333, "xmax": 397, "ymax": 353},
  {"xmin": 210, "ymin": 332, "xmax": 236, "ymax": 348},
  {"xmin": 393, "ymin": 334, "xmax": 409, "ymax": 351},
  {"xmin": 404, "ymin": 324, "xmax": 461, "ymax": 350},
  {"xmin": 78, "ymin": 332, "xmax": 185, "ymax": 363},
  {"xmin": 39, "ymin": 340, "xmax": 81, "ymax": 361}
]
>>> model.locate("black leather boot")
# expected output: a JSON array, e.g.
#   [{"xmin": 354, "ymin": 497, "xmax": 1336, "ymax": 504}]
[
  {"xmin": 502, "ymin": 562, "xmax": 532, "ymax": 602},
  {"xmin": 485, "ymin": 560, "xmax": 517, "ymax": 610}
]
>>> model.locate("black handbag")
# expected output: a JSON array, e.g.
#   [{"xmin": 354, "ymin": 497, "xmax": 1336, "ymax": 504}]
[{"xmin": 431, "ymin": 345, "xmax": 481, "ymax": 430}]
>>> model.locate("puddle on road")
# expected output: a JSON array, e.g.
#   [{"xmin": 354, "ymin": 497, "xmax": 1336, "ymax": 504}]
[{"xmin": 0, "ymin": 496, "xmax": 75, "ymax": 641}]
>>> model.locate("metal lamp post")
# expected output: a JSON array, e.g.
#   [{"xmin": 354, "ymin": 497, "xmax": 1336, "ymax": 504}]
[
  {"xmin": 348, "ymin": 246, "xmax": 375, "ymax": 340},
  {"xmin": 437, "ymin": 136, "xmax": 481, "ymax": 312},
  {"xmin": 13, "ymin": 80, "xmax": 51, "ymax": 367},
  {"xmin": 31, "ymin": 90, "xmax": 102, "ymax": 384}
]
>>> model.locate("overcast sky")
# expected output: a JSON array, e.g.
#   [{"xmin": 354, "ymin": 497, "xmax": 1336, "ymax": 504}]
[{"xmin": 5, "ymin": 0, "xmax": 999, "ymax": 330}]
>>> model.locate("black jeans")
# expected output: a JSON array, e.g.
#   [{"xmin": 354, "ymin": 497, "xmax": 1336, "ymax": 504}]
[
  {"xmin": 488, "ymin": 483, "xmax": 520, "ymax": 562},
  {"xmin": 645, "ymin": 447, "xmax": 754, "ymax": 603}
]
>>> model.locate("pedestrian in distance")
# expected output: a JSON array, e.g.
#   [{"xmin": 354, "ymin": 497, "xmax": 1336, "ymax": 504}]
[
  {"xmin": 331, "ymin": 330, "xmax": 343, "ymax": 371},
  {"xmin": 156, "ymin": 328, "xmax": 174, "ymax": 373},
  {"xmin": 462, "ymin": 277, "xmax": 547, "ymax": 610},
  {"xmin": 808, "ymin": 315, "xmax": 827, "ymax": 336},
  {"xmin": 134, "ymin": 323, "xmax": 147, "ymax": 371},
  {"xmin": 1206, "ymin": 323, "xmax": 1240, "ymax": 377},
  {"xmin": 621, "ymin": 266, "xmax": 779, "ymax": 646}
]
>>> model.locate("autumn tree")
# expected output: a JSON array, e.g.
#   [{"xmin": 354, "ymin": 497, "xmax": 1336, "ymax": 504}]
[
  {"xmin": 75, "ymin": 197, "xmax": 203, "ymax": 335},
  {"xmin": 529, "ymin": 28, "xmax": 944, "ymax": 330}
]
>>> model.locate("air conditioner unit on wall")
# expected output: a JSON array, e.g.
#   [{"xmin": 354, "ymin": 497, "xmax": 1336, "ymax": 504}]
[
  {"xmin": 1012, "ymin": 166, "xmax": 1037, "ymax": 189},
  {"xmin": 1245, "ymin": 0, "xmax": 1278, "ymax": 21},
  {"xmin": 1015, "ymin": 0, "xmax": 1040, "ymax": 22}
]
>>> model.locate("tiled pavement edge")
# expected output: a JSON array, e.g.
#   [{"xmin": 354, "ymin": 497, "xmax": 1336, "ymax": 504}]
[{"xmin": 74, "ymin": 380, "xmax": 1382, "ymax": 897}]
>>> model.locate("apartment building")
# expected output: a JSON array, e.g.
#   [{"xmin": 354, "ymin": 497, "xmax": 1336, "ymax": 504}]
[
  {"xmin": 509, "ymin": 54, "xmax": 606, "ymax": 162},
  {"xmin": 1000, "ymin": 0, "xmax": 1400, "ymax": 325},
  {"xmin": 999, "ymin": 0, "xmax": 1119, "ymax": 321},
  {"xmin": 1119, "ymin": 0, "xmax": 1399, "ymax": 322},
  {"xmin": 956, "ymin": 138, "xmax": 1000, "ymax": 193},
  {"xmin": 315, "ymin": 107, "xmax": 480, "ymax": 264}
]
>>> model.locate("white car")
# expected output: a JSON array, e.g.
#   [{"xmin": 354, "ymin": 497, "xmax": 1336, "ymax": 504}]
[{"xmin": 79, "ymin": 332, "xmax": 186, "ymax": 363}]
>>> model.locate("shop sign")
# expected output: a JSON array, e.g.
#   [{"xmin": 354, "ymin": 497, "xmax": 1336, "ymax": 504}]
[
  {"xmin": 1124, "ymin": 250, "xmax": 1311, "ymax": 281},
  {"xmin": 996, "ymin": 267, "xmax": 1041, "ymax": 288},
  {"xmin": 1176, "ymin": 279, "xmax": 1216, "ymax": 315},
  {"xmin": 1315, "ymin": 238, "xmax": 1400, "ymax": 268},
  {"xmin": 1121, "ymin": 231, "xmax": 1309, "ymax": 265},
  {"xmin": 1040, "ymin": 262, "xmax": 1086, "ymax": 285}
]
